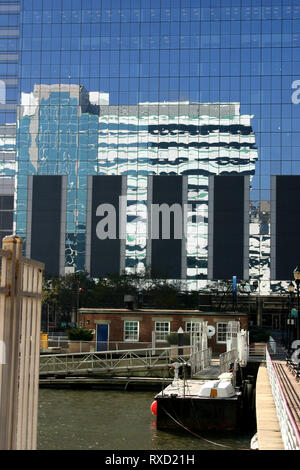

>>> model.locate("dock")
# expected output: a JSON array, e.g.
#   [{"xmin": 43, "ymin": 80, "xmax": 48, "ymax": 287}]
[
  {"xmin": 39, "ymin": 375, "xmax": 174, "ymax": 390},
  {"xmin": 38, "ymin": 356, "xmax": 222, "ymax": 389},
  {"xmin": 256, "ymin": 364, "xmax": 284, "ymax": 450},
  {"xmin": 255, "ymin": 349, "xmax": 300, "ymax": 450},
  {"xmin": 38, "ymin": 340, "xmax": 300, "ymax": 450}
]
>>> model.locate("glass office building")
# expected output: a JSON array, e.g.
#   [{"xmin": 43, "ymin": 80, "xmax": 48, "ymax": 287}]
[
  {"xmin": 0, "ymin": 0, "xmax": 300, "ymax": 295},
  {"xmin": 0, "ymin": 0, "xmax": 19, "ymax": 242}
]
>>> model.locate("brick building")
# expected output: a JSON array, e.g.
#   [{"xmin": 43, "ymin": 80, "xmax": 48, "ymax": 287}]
[{"xmin": 78, "ymin": 308, "xmax": 248, "ymax": 355}]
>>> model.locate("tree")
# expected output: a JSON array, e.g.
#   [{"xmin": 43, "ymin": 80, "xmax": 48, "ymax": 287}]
[
  {"xmin": 42, "ymin": 272, "xmax": 96, "ymax": 329},
  {"xmin": 42, "ymin": 268, "xmax": 201, "ymax": 330},
  {"xmin": 66, "ymin": 328, "xmax": 93, "ymax": 341}
]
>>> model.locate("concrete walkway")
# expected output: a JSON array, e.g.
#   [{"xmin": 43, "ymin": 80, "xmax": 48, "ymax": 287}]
[{"xmin": 256, "ymin": 363, "xmax": 284, "ymax": 450}]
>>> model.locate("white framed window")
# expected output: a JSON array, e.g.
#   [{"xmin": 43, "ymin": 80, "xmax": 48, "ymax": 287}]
[
  {"xmin": 216, "ymin": 322, "xmax": 228, "ymax": 344},
  {"xmin": 185, "ymin": 321, "xmax": 202, "ymax": 333},
  {"xmin": 155, "ymin": 321, "xmax": 170, "ymax": 341},
  {"xmin": 124, "ymin": 321, "xmax": 139, "ymax": 342}
]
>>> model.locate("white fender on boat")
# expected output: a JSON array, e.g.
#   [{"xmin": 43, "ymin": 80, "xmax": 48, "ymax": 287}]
[{"xmin": 198, "ymin": 379, "xmax": 235, "ymax": 398}]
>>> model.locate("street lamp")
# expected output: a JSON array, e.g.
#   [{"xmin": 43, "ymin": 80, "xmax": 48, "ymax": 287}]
[
  {"xmin": 293, "ymin": 267, "xmax": 300, "ymax": 340},
  {"xmin": 251, "ymin": 280, "xmax": 260, "ymax": 326},
  {"xmin": 239, "ymin": 280, "xmax": 246, "ymax": 313},
  {"xmin": 287, "ymin": 281, "xmax": 295, "ymax": 348},
  {"xmin": 288, "ymin": 281, "xmax": 295, "ymax": 294}
]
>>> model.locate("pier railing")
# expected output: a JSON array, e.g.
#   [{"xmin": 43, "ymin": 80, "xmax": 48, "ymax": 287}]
[
  {"xmin": 266, "ymin": 347, "xmax": 300, "ymax": 450},
  {"xmin": 40, "ymin": 345, "xmax": 193, "ymax": 376}
]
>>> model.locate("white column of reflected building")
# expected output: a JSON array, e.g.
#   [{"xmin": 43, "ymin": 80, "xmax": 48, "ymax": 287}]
[{"xmin": 0, "ymin": 1, "xmax": 19, "ymax": 243}]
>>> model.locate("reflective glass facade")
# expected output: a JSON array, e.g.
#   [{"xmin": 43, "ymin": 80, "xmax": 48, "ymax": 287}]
[
  {"xmin": 0, "ymin": 0, "xmax": 300, "ymax": 294},
  {"xmin": 0, "ymin": 0, "xmax": 19, "ymax": 241}
]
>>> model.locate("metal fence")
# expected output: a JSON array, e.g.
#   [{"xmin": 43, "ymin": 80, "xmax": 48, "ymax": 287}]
[
  {"xmin": 266, "ymin": 347, "xmax": 300, "ymax": 450},
  {"xmin": 42, "ymin": 333, "xmax": 201, "ymax": 355},
  {"xmin": 248, "ymin": 343, "xmax": 266, "ymax": 360},
  {"xmin": 0, "ymin": 235, "xmax": 44, "ymax": 450},
  {"xmin": 219, "ymin": 349, "xmax": 238, "ymax": 373},
  {"xmin": 41, "ymin": 338, "xmax": 155, "ymax": 353},
  {"xmin": 190, "ymin": 347, "xmax": 212, "ymax": 376},
  {"xmin": 248, "ymin": 339, "xmax": 278, "ymax": 361},
  {"xmin": 40, "ymin": 345, "xmax": 193, "ymax": 376}
]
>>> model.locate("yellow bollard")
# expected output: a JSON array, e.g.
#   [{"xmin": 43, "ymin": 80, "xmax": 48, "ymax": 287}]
[{"xmin": 40, "ymin": 333, "xmax": 48, "ymax": 351}]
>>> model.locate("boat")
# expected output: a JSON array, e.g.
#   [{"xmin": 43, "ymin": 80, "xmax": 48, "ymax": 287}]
[{"xmin": 151, "ymin": 372, "xmax": 244, "ymax": 432}]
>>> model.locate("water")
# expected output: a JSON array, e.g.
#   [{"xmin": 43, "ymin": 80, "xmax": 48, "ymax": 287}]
[{"xmin": 37, "ymin": 389, "xmax": 252, "ymax": 451}]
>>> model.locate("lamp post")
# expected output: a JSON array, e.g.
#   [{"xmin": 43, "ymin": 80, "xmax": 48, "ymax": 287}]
[
  {"xmin": 252, "ymin": 280, "xmax": 259, "ymax": 326},
  {"xmin": 293, "ymin": 267, "xmax": 300, "ymax": 340},
  {"xmin": 73, "ymin": 272, "xmax": 81, "ymax": 328},
  {"xmin": 240, "ymin": 280, "xmax": 246, "ymax": 296},
  {"xmin": 287, "ymin": 281, "xmax": 295, "ymax": 349}
]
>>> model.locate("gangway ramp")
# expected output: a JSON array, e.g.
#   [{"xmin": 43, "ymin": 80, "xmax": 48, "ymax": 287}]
[
  {"xmin": 192, "ymin": 358, "xmax": 220, "ymax": 379},
  {"xmin": 39, "ymin": 346, "xmax": 192, "ymax": 378},
  {"xmin": 39, "ymin": 327, "xmax": 251, "ymax": 383}
]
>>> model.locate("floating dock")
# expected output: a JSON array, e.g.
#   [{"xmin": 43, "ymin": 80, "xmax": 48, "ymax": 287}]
[
  {"xmin": 39, "ymin": 375, "xmax": 174, "ymax": 391},
  {"xmin": 154, "ymin": 377, "xmax": 243, "ymax": 432}
]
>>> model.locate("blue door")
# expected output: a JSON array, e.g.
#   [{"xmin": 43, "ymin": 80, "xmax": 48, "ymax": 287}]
[{"xmin": 97, "ymin": 324, "xmax": 109, "ymax": 351}]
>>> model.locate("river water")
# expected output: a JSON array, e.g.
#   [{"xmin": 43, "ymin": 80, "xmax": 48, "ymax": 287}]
[{"xmin": 37, "ymin": 389, "xmax": 253, "ymax": 451}]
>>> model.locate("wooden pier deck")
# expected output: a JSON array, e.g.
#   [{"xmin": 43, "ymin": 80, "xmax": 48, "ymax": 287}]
[
  {"xmin": 256, "ymin": 358, "xmax": 300, "ymax": 450},
  {"xmin": 273, "ymin": 360, "xmax": 300, "ymax": 436},
  {"xmin": 256, "ymin": 363, "xmax": 284, "ymax": 450}
]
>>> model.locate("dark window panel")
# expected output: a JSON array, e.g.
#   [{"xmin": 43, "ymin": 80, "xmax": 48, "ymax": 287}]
[
  {"xmin": 90, "ymin": 175, "xmax": 123, "ymax": 278},
  {"xmin": 151, "ymin": 175, "xmax": 183, "ymax": 279},
  {"xmin": 213, "ymin": 175, "xmax": 245, "ymax": 280},
  {"xmin": 0, "ymin": 195, "xmax": 13, "ymax": 209},
  {"xmin": 0, "ymin": 210, "xmax": 13, "ymax": 229},
  {"xmin": 31, "ymin": 175, "xmax": 62, "ymax": 276},
  {"xmin": 275, "ymin": 176, "xmax": 300, "ymax": 280}
]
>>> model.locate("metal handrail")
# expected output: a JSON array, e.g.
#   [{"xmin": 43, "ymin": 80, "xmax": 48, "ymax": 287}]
[
  {"xmin": 43, "ymin": 339, "xmax": 155, "ymax": 351},
  {"xmin": 219, "ymin": 349, "xmax": 238, "ymax": 373},
  {"xmin": 41, "ymin": 344, "xmax": 192, "ymax": 358},
  {"xmin": 248, "ymin": 344, "xmax": 266, "ymax": 358},
  {"xmin": 190, "ymin": 348, "xmax": 212, "ymax": 376},
  {"xmin": 39, "ymin": 345, "xmax": 193, "ymax": 376},
  {"xmin": 266, "ymin": 347, "xmax": 300, "ymax": 450}
]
